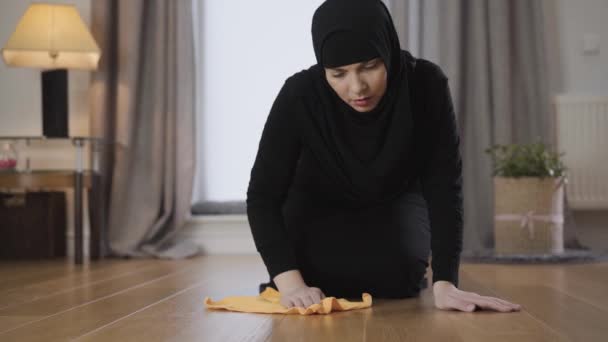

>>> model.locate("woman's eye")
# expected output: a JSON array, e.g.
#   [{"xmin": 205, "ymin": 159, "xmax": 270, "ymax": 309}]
[
  {"xmin": 332, "ymin": 73, "xmax": 344, "ymax": 78},
  {"xmin": 365, "ymin": 63, "xmax": 377, "ymax": 69}
]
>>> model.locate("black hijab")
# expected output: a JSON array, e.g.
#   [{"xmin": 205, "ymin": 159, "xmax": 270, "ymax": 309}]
[{"xmin": 305, "ymin": 0, "xmax": 415, "ymax": 204}]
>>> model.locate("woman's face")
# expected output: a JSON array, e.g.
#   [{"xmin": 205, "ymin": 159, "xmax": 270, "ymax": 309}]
[{"xmin": 324, "ymin": 57, "xmax": 387, "ymax": 112}]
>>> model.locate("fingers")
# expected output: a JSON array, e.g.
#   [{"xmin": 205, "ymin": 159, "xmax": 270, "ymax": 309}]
[
  {"xmin": 493, "ymin": 297, "xmax": 522, "ymax": 310},
  {"xmin": 446, "ymin": 295, "xmax": 476, "ymax": 312},
  {"xmin": 460, "ymin": 291, "xmax": 522, "ymax": 310},
  {"xmin": 280, "ymin": 286, "xmax": 325, "ymax": 309},
  {"xmin": 453, "ymin": 292, "xmax": 520, "ymax": 312},
  {"xmin": 311, "ymin": 287, "xmax": 325, "ymax": 302},
  {"xmin": 281, "ymin": 298, "xmax": 294, "ymax": 309},
  {"xmin": 302, "ymin": 295, "xmax": 314, "ymax": 308},
  {"xmin": 482, "ymin": 297, "xmax": 520, "ymax": 311},
  {"xmin": 309, "ymin": 293, "xmax": 322, "ymax": 305},
  {"xmin": 280, "ymin": 287, "xmax": 328, "ymax": 309},
  {"xmin": 293, "ymin": 297, "xmax": 306, "ymax": 308},
  {"xmin": 474, "ymin": 298, "xmax": 512, "ymax": 312},
  {"xmin": 285, "ymin": 294, "xmax": 321, "ymax": 309}
]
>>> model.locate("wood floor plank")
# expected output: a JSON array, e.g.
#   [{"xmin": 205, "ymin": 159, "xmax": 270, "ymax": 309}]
[
  {"xmin": 270, "ymin": 299, "xmax": 463, "ymax": 342},
  {"xmin": 0, "ymin": 259, "xmax": 148, "ymax": 293},
  {"xmin": 452, "ymin": 270, "xmax": 569, "ymax": 341},
  {"xmin": 0, "ymin": 259, "xmax": 69, "ymax": 279},
  {"xmin": 0, "ymin": 257, "xmax": 604, "ymax": 341},
  {"xmin": 0, "ymin": 315, "xmax": 45, "ymax": 332},
  {"xmin": 0, "ymin": 260, "xmax": 76, "ymax": 291},
  {"xmin": 0, "ymin": 256, "xmax": 253, "ymax": 341},
  {"xmin": 74, "ymin": 257, "xmax": 275, "ymax": 341},
  {"xmin": 0, "ymin": 259, "xmax": 157, "ymax": 309},
  {"xmin": 74, "ymin": 257, "xmax": 460, "ymax": 342},
  {"xmin": 464, "ymin": 263, "xmax": 608, "ymax": 313},
  {"xmin": 560, "ymin": 263, "xmax": 608, "ymax": 310},
  {"xmin": 0, "ymin": 258, "xmax": 198, "ymax": 333},
  {"xmin": 463, "ymin": 263, "xmax": 608, "ymax": 342}
]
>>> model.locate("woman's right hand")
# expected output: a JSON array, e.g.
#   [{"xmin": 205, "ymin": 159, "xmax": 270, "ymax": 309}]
[{"xmin": 279, "ymin": 285, "xmax": 326, "ymax": 309}]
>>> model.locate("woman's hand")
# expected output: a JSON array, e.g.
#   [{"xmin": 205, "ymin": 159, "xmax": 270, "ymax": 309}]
[
  {"xmin": 274, "ymin": 270, "xmax": 326, "ymax": 308},
  {"xmin": 432, "ymin": 280, "xmax": 522, "ymax": 312},
  {"xmin": 279, "ymin": 285, "xmax": 326, "ymax": 309}
]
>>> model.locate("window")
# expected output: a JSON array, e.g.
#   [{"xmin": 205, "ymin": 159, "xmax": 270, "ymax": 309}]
[{"xmin": 191, "ymin": 0, "xmax": 325, "ymax": 203}]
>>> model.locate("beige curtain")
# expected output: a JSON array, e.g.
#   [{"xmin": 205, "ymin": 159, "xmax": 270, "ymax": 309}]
[
  {"xmin": 89, "ymin": 0, "xmax": 200, "ymax": 259},
  {"xmin": 388, "ymin": 0, "xmax": 586, "ymax": 254}
]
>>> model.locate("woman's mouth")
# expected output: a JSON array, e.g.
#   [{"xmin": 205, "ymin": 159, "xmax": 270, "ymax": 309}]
[{"xmin": 353, "ymin": 96, "xmax": 372, "ymax": 107}]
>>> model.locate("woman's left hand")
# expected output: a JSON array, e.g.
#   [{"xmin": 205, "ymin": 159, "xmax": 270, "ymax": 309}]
[{"xmin": 432, "ymin": 280, "xmax": 522, "ymax": 312}]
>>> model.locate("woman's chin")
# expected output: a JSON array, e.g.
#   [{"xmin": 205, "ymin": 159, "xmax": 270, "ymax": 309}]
[{"xmin": 350, "ymin": 103, "xmax": 377, "ymax": 112}]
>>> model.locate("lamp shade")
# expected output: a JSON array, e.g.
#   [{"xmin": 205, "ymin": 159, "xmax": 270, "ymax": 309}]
[{"xmin": 1, "ymin": 3, "xmax": 101, "ymax": 70}]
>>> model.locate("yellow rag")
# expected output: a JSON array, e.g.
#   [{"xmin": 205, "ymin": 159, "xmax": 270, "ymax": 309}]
[{"xmin": 204, "ymin": 287, "xmax": 373, "ymax": 315}]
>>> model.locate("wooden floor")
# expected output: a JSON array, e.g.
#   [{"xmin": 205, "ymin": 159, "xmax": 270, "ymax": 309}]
[{"xmin": 0, "ymin": 255, "xmax": 606, "ymax": 341}]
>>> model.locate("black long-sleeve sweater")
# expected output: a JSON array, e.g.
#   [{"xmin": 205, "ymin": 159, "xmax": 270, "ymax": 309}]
[{"xmin": 246, "ymin": 56, "xmax": 464, "ymax": 287}]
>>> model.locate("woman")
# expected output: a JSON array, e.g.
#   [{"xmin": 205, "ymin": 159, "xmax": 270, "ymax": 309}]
[{"xmin": 247, "ymin": 0, "xmax": 521, "ymax": 313}]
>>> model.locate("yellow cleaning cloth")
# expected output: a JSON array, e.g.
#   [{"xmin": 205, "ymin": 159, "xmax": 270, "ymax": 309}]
[{"xmin": 204, "ymin": 287, "xmax": 372, "ymax": 315}]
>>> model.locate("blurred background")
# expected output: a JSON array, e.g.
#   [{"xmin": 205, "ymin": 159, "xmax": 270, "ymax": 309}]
[{"xmin": 0, "ymin": 0, "xmax": 606, "ymax": 261}]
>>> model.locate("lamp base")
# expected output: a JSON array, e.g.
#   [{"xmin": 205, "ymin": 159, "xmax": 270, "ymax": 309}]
[{"xmin": 41, "ymin": 69, "xmax": 69, "ymax": 138}]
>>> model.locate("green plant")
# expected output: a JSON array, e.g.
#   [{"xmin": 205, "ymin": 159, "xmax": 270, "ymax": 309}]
[{"xmin": 484, "ymin": 138, "xmax": 567, "ymax": 178}]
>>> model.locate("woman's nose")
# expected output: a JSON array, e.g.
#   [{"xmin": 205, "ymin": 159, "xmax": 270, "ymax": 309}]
[{"xmin": 350, "ymin": 74, "xmax": 368, "ymax": 94}]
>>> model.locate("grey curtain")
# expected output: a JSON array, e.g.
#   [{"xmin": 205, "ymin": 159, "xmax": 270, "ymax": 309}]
[
  {"xmin": 388, "ymin": 0, "xmax": 585, "ymax": 254},
  {"xmin": 89, "ymin": 0, "xmax": 201, "ymax": 259}
]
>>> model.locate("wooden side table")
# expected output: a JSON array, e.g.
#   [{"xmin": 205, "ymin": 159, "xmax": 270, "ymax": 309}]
[
  {"xmin": 0, "ymin": 170, "xmax": 94, "ymax": 263},
  {"xmin": 0, "ymin": 136, "xmax": 107, "ymax": 264}
]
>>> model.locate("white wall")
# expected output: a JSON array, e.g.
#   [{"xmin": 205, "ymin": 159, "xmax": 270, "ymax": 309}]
[
  {"xmin": 193, "ymin": 0, "xmax": 324, "ymax": 202},
  {"xmin": 557, "ymin": 0, "xmax": 608, "ymax": 95}
]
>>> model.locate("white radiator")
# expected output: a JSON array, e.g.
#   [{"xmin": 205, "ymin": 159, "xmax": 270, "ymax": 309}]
[{"xmin": 555, "ymin": 95, "xmax": 608, "ymax": 210}]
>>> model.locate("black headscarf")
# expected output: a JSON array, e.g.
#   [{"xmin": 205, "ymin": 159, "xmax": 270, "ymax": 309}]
[{"xmin": 306, "ymin": 0, "xmax": 415, "ymax": 203}]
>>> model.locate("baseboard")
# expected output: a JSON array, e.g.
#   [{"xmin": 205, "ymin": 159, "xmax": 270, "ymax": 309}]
[
  {"xmin": 65, "ymin": 214, "xmax": 255, "ymax": 259},
  {"xmin": 181, "ymin": 214, "xmax": 257, "ymax": 254}
]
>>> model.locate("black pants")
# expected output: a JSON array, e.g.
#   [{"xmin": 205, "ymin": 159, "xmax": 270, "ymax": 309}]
[{"xmin": 259, "ymin": 189, "xmax": 431, "ymax": 299}]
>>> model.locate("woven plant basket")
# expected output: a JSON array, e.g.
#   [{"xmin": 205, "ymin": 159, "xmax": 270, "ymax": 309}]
[{"xmin": 493, "ymin": 176, "xmax": 565, "ymax": 255}]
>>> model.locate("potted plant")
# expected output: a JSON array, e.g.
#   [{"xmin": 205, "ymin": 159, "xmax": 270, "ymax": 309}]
[{"xmin": 485, "ymin": 139, "xmax": 568, "ymax": 255}]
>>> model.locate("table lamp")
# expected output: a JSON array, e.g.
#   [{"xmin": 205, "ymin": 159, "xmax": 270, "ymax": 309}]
[{"xmin": 1, "ymin": 3, "xmax": 101, "ymax": 138}]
